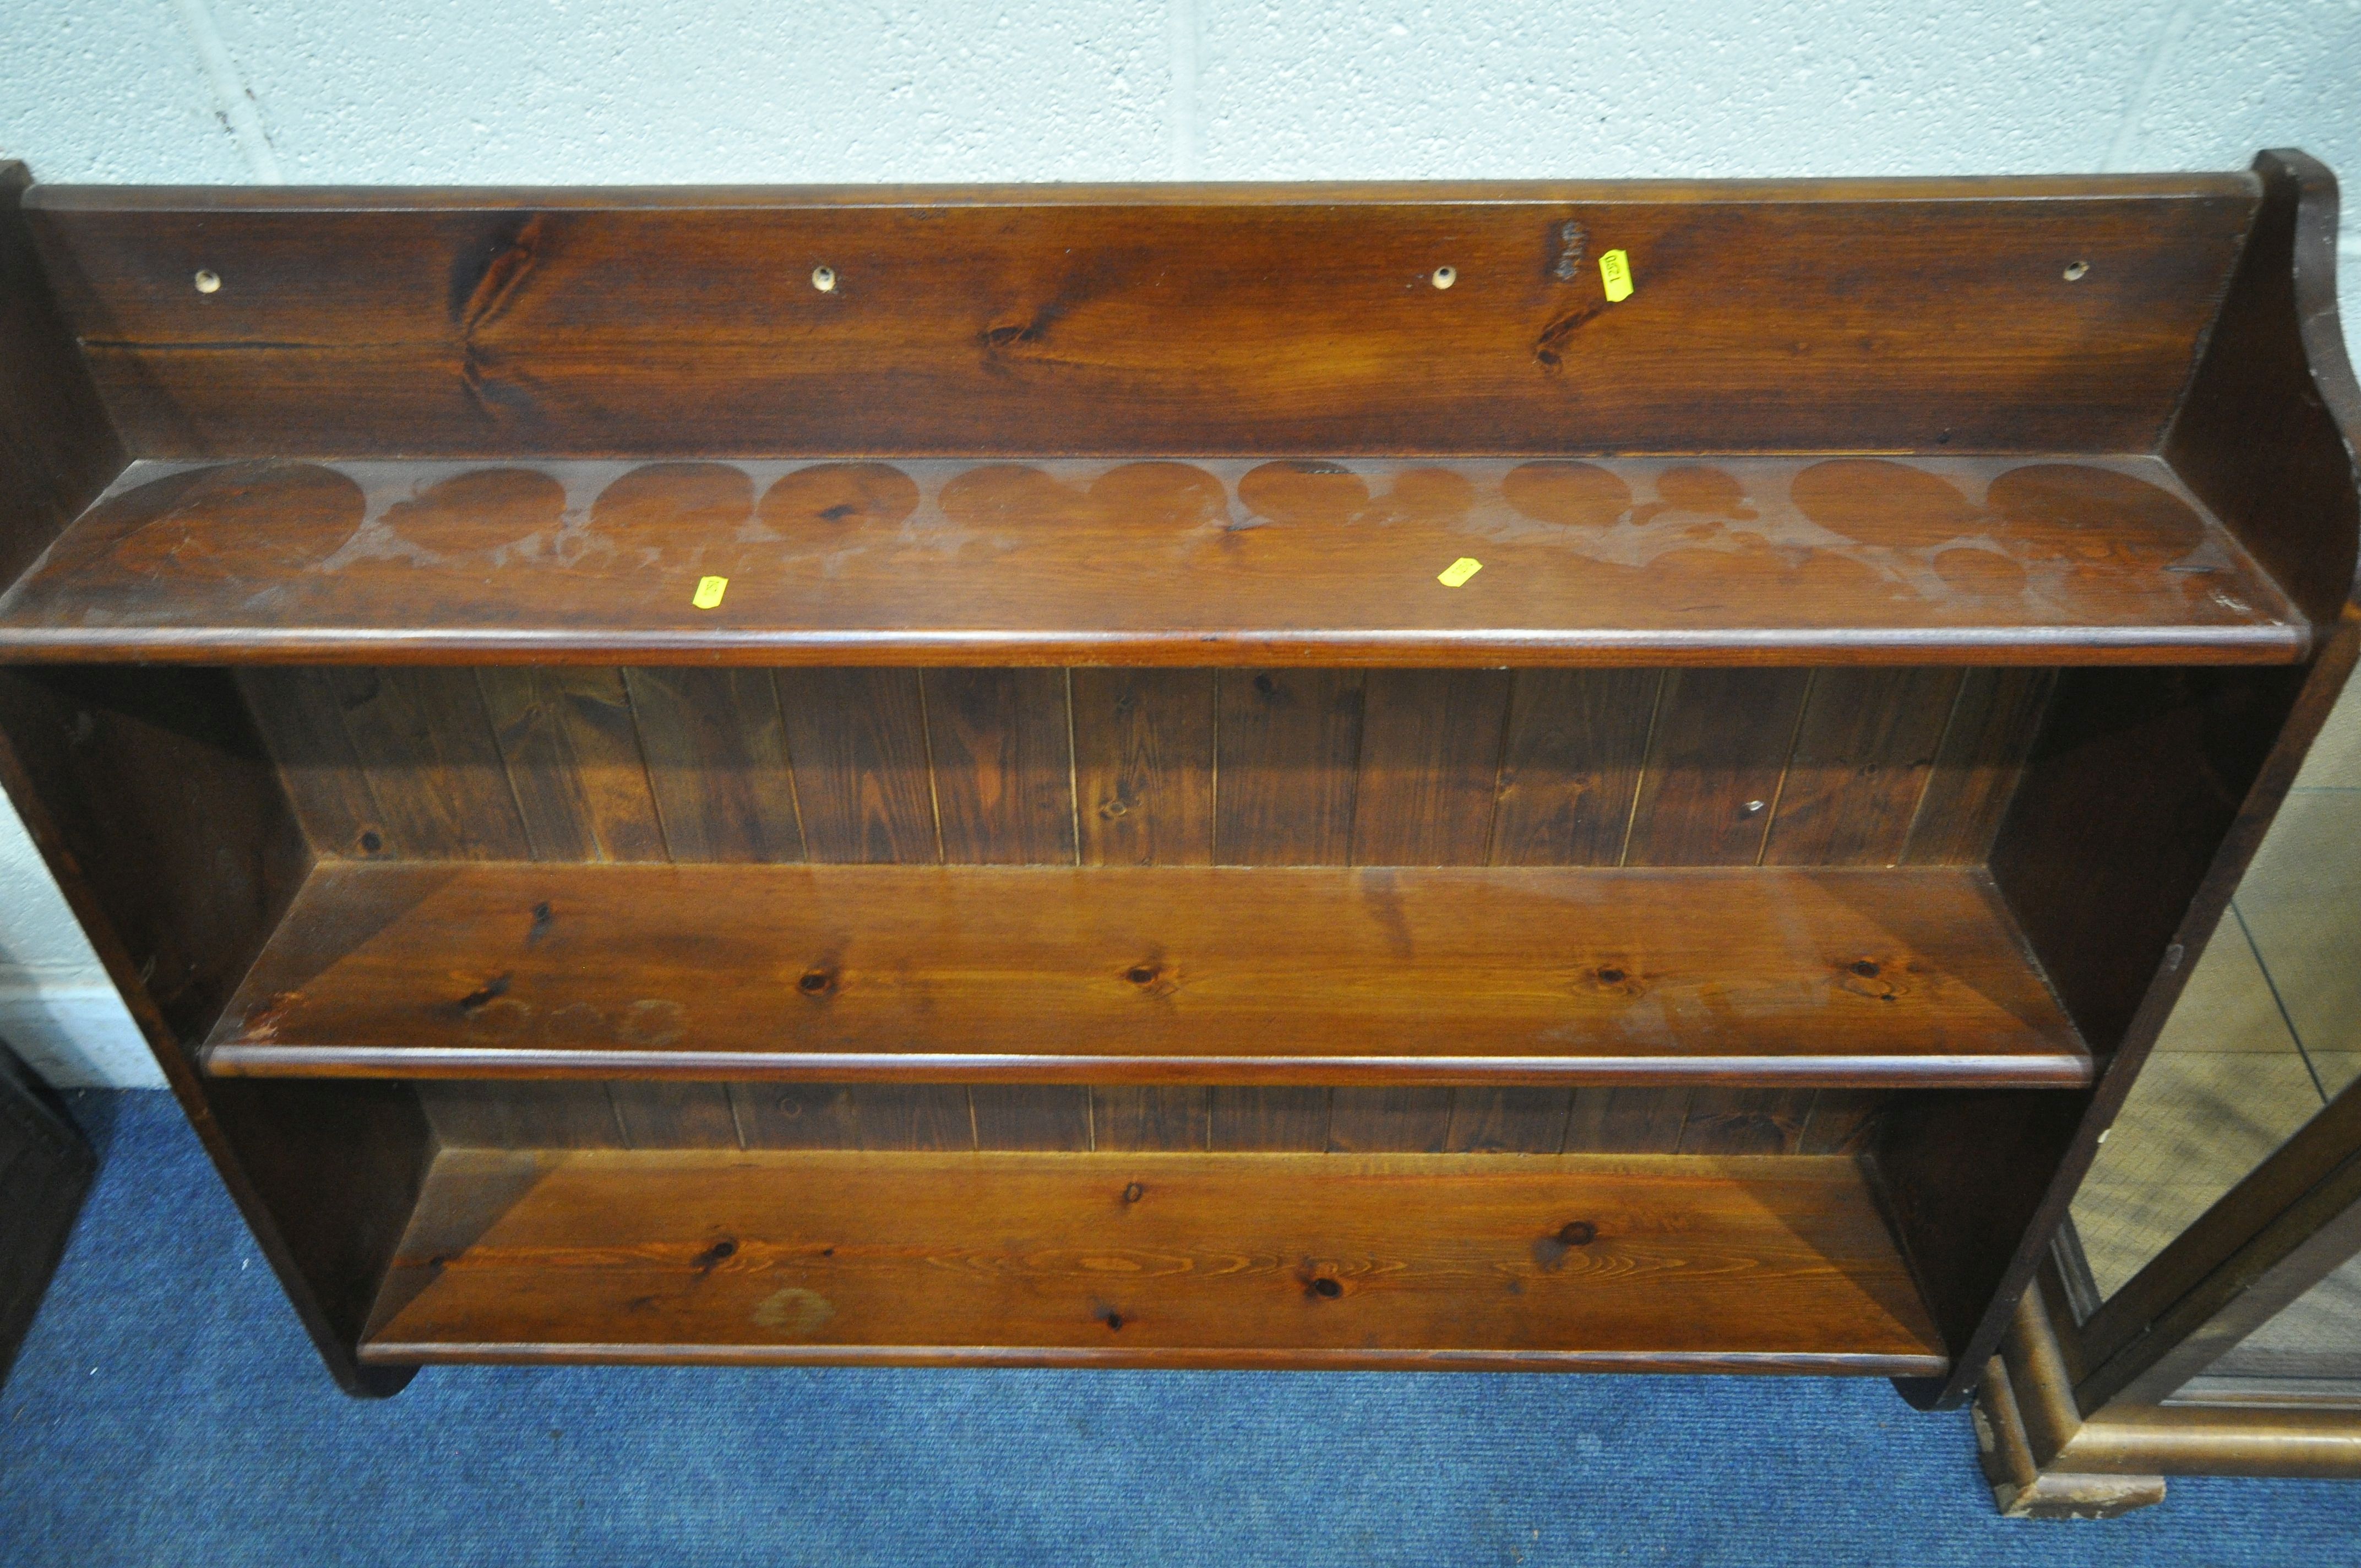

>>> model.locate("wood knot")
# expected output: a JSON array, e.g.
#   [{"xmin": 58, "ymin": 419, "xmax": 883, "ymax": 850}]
[
  {"xmin": 1837, "ymin": 956, "xmax": 1906, "ymax": 1004},
  {"xmin": 1102, "ymin": 1310, "xmax": 1125, "ymax": 1331},
  {"xmin": 798, "ymin": 966, "xmax": 839, "ymax": 998},
  {"xmin": 1532, "ymin": 1220, "xmax": 1601, "ymax": 1271},
  {"xmin": 458, "ymin": 973, "xmax": 513, "ymax": 1012},
  {"xmin": 358, "ymin": 830, "xmax": 384, "ymax": 854},
  {"xmin": 1582, "ymin": 964, "xmax": 1644, "ymax": 998},
  {"xmin": 1123, "ymin": 961, "xmax": 1177, "ymax": 998},
  {"xmin": 1122, "ymin": 1182, "xmax": 1146, "ymax": 1204},
  {"xmin": 1533, "ymin": 304, "xmax": 1602, "ymax": 370},
  {"xmin": 692, "ymin": 1238, "xmax": 737, "ymax": 1269},
  {"xmin": 1311, "ymin": 1277, "xmax": 1343, "ymax": 1299}
]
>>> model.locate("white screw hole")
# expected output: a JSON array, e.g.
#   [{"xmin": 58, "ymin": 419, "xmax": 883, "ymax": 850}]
[
  {"xmin": 2063, "ymin": 259, "xmax": 2090, "ymax": 282},
  {"xmin": 193, "ymin": 269, "xmax": 221, "ymax": 295},
  {"xmin": 1431, "ymin": 265, "xmax": 1457, "ymax": 290},
  {"xmin": 811, "ymin": 265, "xmax": 837, "ymax": 292}
]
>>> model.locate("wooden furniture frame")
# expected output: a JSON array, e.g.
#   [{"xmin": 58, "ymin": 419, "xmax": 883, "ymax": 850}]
[
  {"xmin": 0, "ymin": 150, "xmax": 2352, "ymax": 1408},
  {"xmin": 1978, "ymin": 1067, "xmax": 2361, "ymax": 1516}
]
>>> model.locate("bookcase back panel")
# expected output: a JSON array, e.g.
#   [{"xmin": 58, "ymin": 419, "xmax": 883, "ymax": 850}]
[
  {"xmin": 238, "ymin": 663, "xmax": 2052, "ymax": 872},
  {"xmin": 417, "ymin": 1080, "xmax": 1895, "ymax": 1158},
  {"xmin": 29, "ymin": 178, "xmax": 2257, "ymax": 460}
]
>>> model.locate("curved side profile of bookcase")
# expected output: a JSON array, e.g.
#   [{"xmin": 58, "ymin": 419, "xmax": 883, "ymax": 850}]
[{"xmin": 1889, "ymin": 148, "xmax": 2361, "ymax": 1413}]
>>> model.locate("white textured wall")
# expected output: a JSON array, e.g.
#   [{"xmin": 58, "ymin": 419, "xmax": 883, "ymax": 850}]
[{"xmin": 2, "ymin": 0, "xmax": 2359, "ymax": 1084}]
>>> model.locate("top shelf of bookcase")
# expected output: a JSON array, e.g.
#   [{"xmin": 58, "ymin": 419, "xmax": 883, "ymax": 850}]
[
  {"xmin": 7, "ymin": 165, "xmax": 2351, "ymax": 667},
  {"xmin": 0, "ymin": 451, "xmax": 2308, "ymax": 666}
]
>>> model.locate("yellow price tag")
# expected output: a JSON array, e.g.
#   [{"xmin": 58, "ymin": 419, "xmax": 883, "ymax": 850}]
[
  {"xmin": 1437, "ymin": 557, "xmax": 1483, "ymax": 587},
  {"xmin": 692, "ymin": 575, "xmax": 729, "ymax": 609},
  {"xmin": 1600, "ymin": 249, "xmax": 1633, "ymax": 302}
]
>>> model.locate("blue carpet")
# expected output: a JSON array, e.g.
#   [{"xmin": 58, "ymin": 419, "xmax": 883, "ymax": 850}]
[{"xmin": 3, "ymin": 1092, "xmax": 2358, "ymax": 1566}]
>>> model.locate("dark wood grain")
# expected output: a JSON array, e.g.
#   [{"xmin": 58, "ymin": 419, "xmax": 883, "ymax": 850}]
[
  {"xmin": 0, "ymin": 455, "xmax": 2304, "ymax": 667},
  {"xmin": 1443, "ymin": 1088, "xmax": 1572, "ymax": 1153},
  {"xmin": 237, "ymin": 667, "xmax": 396, "ymax": 859},
  {"xmin": 1070, "ymin": 670, "xmax": 1215, "ymax": 867},
  {"xmin": 621, "ymin": 668, "xmax": 804, "ymax": 863},
  {"xmin": 1624, "ymin": 668, "xmax": 1810, "ymax": 865},
  {"xmin": 0, "ymin": 668, "xmax": 307, "ymax": 1044},
  {"xmin": 9, "ymin": 161, "xmax": 2348, "ymax": 1408},
  {"xmin": 204, "ymin": 861, "xmax": 2091, "ymax": 1085},
  {"xmin": 1901, "ymin": 669, "xmax": 2055, "ymax": 866},
  {"xmin": 1208, "ymin": 1089, "xmax": 1333, "ymax": 1150},
  {"xmin": 1564, "ymin": 1089, "xmax": 1691, "ymax": 1153},
  {"xmin": 1328, "ymin": 1088, "xmax": 1456, "ymax": 1152},
  {"xmin": 1993, "ymin": 668, "xmax": 2295, "ymax": 1054},
  {"xmin": 361, "ymin": 1146, "xmax": 1949, "ymax": 1374},
  {"xmin": 0, "ymin": 163, "xmax": 123, "ymax": 590},
  {"xmin": 418, "ymin": 1081, "xmax": 624, "ymax": 1148},
  {"xmin": 1350, "ymin": 669, "xmax": 1510, "ymax": 864},
  {"xmin": 1489, "ymin": 670, "xmax": 1659, "ymax": 867},
  {"xmin": 28, "ymin": 178, "xmax": 2250, "ymax": 462},
  {"xmin": 330, "ymin": 667, "xmax": 531, "ymax": 859},
  {"xmin": 735, "ymin": 1083, "xmax": 862, "ymax": 1150},
  {"xmin": 923, "ymin": 668, "xmax": 1076, "ymax": 864},
  {"xmin": 971, "ymin": 1086, "xmax": 1092, "ymax": 1151},
  {"xmin": 1798, "ymin": 1091, "xmax": 1891, "ymax": 1156},
  {"xmin": 0, "ymin": 665, "xmax": 426, "ymax": 1397},
  {"xmin": 850, "ymin": 1084, "xmax": 972, "ymax": 1151},
  {"xmin": 1677, "ymin": 1089, "xmax": 1814, "ymax": 1155},
  {"xmin": 1459, "ymin": 669, "xmax": 1656, "ymax": 1150},
  {"xmin": 1209, "ymin": 666, "xmax": 1366, "ymax": 1141},
  {"xmin": 607, "ymin": 1082, "xmax": 742, "ymax": 1149},
  {"xmin": 1899, "ymin": 627, "xmax": 2361, "ymax": 1411},
  {"xmin": 1763, "ymin": 668, "xmax": 1960, "ymax": 866},
  {"xmin": 1091, "ymin": 1087, "xmax": 1211, "ymax": 1152},
  {"xmin": 774, "ymin": 668, "xmax": 937, "ymax": 864},
  {"xmin": 1214, "ymin": 669, "xmax": 1363, "ymax": 864},
  {"xmin": 477, "ymin": 666, "xmax": 666, "ymax": 862},
  {"xmin": 2164, "ymin": 151, "xmax": 2361, "ymax": 631},
  {"xmin": 921, "ymin": 670, "xmax": 1085, "ymax": 1146}
]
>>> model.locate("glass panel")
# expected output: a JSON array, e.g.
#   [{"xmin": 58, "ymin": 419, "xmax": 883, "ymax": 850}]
[
  {"xmin": 2068, "ymin": 666, "xmax": 2361, "ymax": 1300},
  {"xmin": 2167, "ymin": 1255, "xmax": 2361, "ymax": 1410}
]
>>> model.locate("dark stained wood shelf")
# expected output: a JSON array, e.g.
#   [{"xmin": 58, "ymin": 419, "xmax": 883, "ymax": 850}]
[
  {"xmin": 202, "ymin": 861, "xmax": 2091, "ymax": 1087},
  {"xmin": 7, "ymin": 156, "xmax": 2352, "ymax": 1409},
  {"xmin": 0, "ymin": 453, "xmax": 2305, "ymax": 667},
  {"xmin": 358, "ymin": 1146, "xmax": 1950, "ymax": 1375}
]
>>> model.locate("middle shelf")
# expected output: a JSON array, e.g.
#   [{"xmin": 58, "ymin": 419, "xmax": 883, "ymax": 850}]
[{"xmin": 203, "ymin": 862, "xmax": 2090, "ymax": 1087}]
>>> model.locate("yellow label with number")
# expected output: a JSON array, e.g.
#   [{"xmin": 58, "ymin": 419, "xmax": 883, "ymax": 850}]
[
  {"xmin": 1600, "ymin": 249, "xmax": 1633, "ymax": 302},
  {"xmin": 692, "ymin": 575, "xmax": 729, "ymax": 609},
  {"xmin": 1437, "ymin": 557, "xmax": 1483, "ymax": 587}
]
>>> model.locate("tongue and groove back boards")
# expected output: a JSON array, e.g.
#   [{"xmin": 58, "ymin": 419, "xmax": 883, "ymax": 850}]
[{"xmin": 231, "ymin": 658, "xmax": 2058, "ymax": 1158}]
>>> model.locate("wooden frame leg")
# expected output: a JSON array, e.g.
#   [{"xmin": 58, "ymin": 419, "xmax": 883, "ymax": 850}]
[{"xmin": 1973, "ymin": 1354, "xmax": 2167, "ymax": 1518}]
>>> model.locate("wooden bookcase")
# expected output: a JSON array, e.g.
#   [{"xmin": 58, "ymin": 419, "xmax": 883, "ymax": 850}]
[{"xmin": 0, "ymin": 150, "xmax": 2352, "ymax": 1407}]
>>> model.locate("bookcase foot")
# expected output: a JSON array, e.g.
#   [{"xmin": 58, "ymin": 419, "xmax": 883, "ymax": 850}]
[{"xmin": 1973, "ymin": 1355, "xmax": 2166, "ymax": 1520}]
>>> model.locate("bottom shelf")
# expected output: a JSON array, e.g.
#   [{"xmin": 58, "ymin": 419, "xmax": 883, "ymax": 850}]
[{"xmin": 361, "ymin": 1148, "xmax": 1948, "ymax": 1376}]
